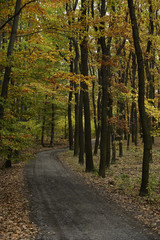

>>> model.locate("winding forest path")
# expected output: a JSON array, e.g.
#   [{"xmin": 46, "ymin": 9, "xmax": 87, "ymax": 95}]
[{"xmin": 25, "ymin": 148, "xmax": 158, "ymax": 240}]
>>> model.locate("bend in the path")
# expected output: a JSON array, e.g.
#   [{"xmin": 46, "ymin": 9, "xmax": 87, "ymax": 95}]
[{"xmin": 25, "ymin": 148, "xmax": 159, "ymax": 240}]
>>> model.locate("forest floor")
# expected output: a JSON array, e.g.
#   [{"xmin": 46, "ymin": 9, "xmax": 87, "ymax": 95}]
[
  {"xmin": 0, "ymin": 138, "xmax": 159, "ymax": 239},
  {"xmin": 0, "ymin": 141, "xmax": 67, "ymax": 240},
  {"xmin": 59, "ymin": 137, "xmax": 160, "ymax": 236}
]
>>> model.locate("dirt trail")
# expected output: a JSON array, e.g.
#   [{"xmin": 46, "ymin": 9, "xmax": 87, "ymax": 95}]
[{"xmin": 25, "ymin": 148, "xmax": 159, "ymax": 240}]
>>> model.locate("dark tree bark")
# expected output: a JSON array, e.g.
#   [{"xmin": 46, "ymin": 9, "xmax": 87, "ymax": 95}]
[
  {"xmin": 66, "ymin": 0, "xmax": 79, "ymax": 156},
  {"xmin": 0, "ymin": 0, "xmax": 21, "ymax": 168},
  {"xmin": 73, "ymin": 38, "xmax": 79, "ymax": 156},
  {"xmin": 99, "ymin": 60, "xmax": 108, "ymax": 177},
  {"xmin": 68, "ymin": 57, "xmax": 74, "ymax": 151},
  {"xmin": 144, "ymin": 0, "xmax": 155, "ymax": 154},
  {"xmin": 98, "ymin": 0, "xmax": 112, "ymax": 177},
  {"xmin": 66, "ymin": 6, "xmax": 74, "ymax": 150},
  {"xmin": 0, "ymin": 0, "xmax": 21, "ymax": 125},
  {"xmin": 41, "ymin": 114, "xmax": 45, "ymax": 147},
  {"xmin": 80, "ymin": 42, "xmax": 94, "ymax": 171},
  {"xmin": 131, "ymin": 52, "xmax": 138, "ymax": 146},
  {"xmin": 68, "ymin": 82, "xmax": 73, "ymax": 150},
  {"xmin": 94, "ymin": 85, "xmax": 101, "ymax": 155},
  {"xmin": 94, "ymin": 66, "xmax": 102, "ymax": 155},
  {"xmin": 50, "ymin": 95, "xmax": 55, "ymax": 147},
  {"xmin": 91, "ymin": 1, "xmax": 101, "ymax": 156},
  {"xmin": 74, "ymin": 84, "xmax": 79, "ymax": 155},
  {"xmin": 64, "ymin": 114, "xmax": 67, "ymax": 139},
  {"xmin": 92, "ymin": 78, "xmax": 98, "ymax": 146},
  {"xmin": 128, "ymin": 0, "xmax": 152, "ymax": 196},
  {"xmin": 111, "ymin": 132, "xmax": 116, "ymax": 163},
  {"xmin": 41, "ymin": 96, "xmax": 47, "ymax": 147},
  {"xmin": 78, "ymin": 86, "xmax": 84, "ymax": 165},
  {"xmin": 90, "ymin": 66, "xmax": 101, "ymax": 156},
  {"xmin": 80, "ymin": 0, "xmax": 94, "ymax": 172}
]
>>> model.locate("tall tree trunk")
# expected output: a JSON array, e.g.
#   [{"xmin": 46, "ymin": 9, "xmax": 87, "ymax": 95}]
[
  {"xmin": 94, "ymin": 53, "xmax": 102, "ymax": 155},
  {"xmin": 41, "ymin": 115, "xmax": 45, "ymax": 147},
  {"xmin": 144, "ymin": 0, "xmax": 155, "ymax": 155},
  {"xmin": 111, "ymin": 131, "xmax": 116, "ymax": 163},
  {"xmin": 80, "ymin": 40, "xmax": 94, "ymax": 171},
  {"xmin": 94, "ymin": 88, "xmax": 101, "ymax": 155},
  {"xmin": 78, "ymin": 87, "xmax": 84, "ymax": 165},
  {"xmin": 64, "ymin": 114, "xmax": 67, "ymax": 139},
  {"xmin": 131, "ymin": 52, "xmax": 138, "ymax": 145},
  {"xmin": 80, "ymin": 0, "xmax": 94, "ymax": 172},
  {"xmin": 98, "ymin": 0, "xmax": 112, "ymax": 177},
  {"xmin": 41, "ymin": 96, "xmax": 47, "ymax": 147},
  {"xmin": 50, "ymin": 95, "xmax": 55, "ymax": 147},
  {"xmin": 91, "ymin": 3, "xmax": 101, "ymax": 156},
  {"xmin": 99, "ymin": 61, "xmax": 108, "ymax": 177},
  {"xmin": 66, "ymin": 1, "xmax": 79, "ymax": 155},
  {"xmin": 92, "ymin": 78, "xmax": 98, "ymax": 146},
  {"xmin": 73, "ymin": 38, "xmax": 79, "ymax": 156},
  {"xmin": 0, "ymin": 0, "xmax": 21, "ymax": 168},
  {"xmin": 0, "ymin": 0, "xmax": 21, "ymax": 125},
  {"xmin": 68, "ymin": 41, "xmax": 74, "ymax": 150},
  {"xmin": 68, "ymin": 82, "xmax": 74, "ymax": 150},
  {"xmin": 128, "ymin": 0, "xmax": 152, "ymax": 196},
  {"xmin": 74, "ymin": 82, "xmax": 79, "ymax": 155}
]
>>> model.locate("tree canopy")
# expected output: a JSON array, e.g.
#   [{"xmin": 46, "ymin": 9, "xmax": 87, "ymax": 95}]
[{"xmin": 0, "ymin": 0, "xmax": 160, "ymax": 196}]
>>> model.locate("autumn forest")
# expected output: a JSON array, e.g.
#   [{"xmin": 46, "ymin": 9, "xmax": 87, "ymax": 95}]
[{"xmin": 0, "ymin": 0, "xmax": 160, "ymax": 207}]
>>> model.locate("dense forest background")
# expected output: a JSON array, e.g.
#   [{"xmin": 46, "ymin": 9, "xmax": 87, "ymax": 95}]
[{"xmin": 0, "ymin": 0, "xmax": 160, "ymax": 197}]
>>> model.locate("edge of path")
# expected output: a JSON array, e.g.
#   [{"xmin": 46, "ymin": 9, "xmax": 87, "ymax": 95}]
[
  {"xmin": 22, "ymin": 144, "xmax": 159, "ymax": 239},
  {"xmin": 58, "ymin": 149, "xmax": 160, "ymax": 238}
]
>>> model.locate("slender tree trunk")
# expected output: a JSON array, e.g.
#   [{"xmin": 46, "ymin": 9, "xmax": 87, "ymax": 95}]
[
  {"xmin": 68, "ymin": 41, "xmax": 74, "ymax": 150},
  {"xmin": 73, "ymin": 39, "xmax": 79, "ymax": 156},
  {"xmin": 64, "ymin": 114, "xmax": 67, "ymax": 139},
  {"xmin": 131, "ymin": 52, "xmax": 137, "ymax": 144},
  {"xmin": 119, "ymin": 137, "xmax": 123, "ymax": 157},
  {"xmin": 80, "ymin": 0, "xmax": 94, "ymax": 172},
  {"xmin": 127, "ymin": 133, "xmax": 130, "ymax": 150},
  {"xmin": 80, "ymin": 39, "xmax": 94, "ymax": 171},
  {"xmin": 99, "ymin": 61, "xmax": 108, "ymax": 177},
  {"xmin": 92, "ymin": 79, "xmax": 98, "ymax": 146},
  {"xmin": 91, "ymin": 4, "xmax": 101, "ymax": 156},
  {"xmin": 78, "ymin": 87, "xmax": 84, "ymax": 165},
  {"xmin": 94, "ymin": 57, "xmax": 102, "ymax": 155},
  {"xmin": 41, "ymin": 96, "xmax": 47, "ymax": 147},
  {"xmin": 0, "ymin": 0, "xmax": 21, "ymax": 168},
  {"xmin": 68, "ymin": 82, "xmax": 74, "ymax": 150},
  {"xmin": 50, "ymin": 95, "xmax": 55, "ymax": 147},
  {"xmin": 99, "ymin": 0, "xmax": 112, "ymax": 177},
  {"xmin": 134, "ymin": 105, "xmax": 138, "ymax": 146},
  {"xmin": 41, "ymin": 115, "xmax": 45, "ymax": 147},
  {"xmin": 0, "ymin": 0, "xmax": 21, "ymax": 125},
  {"xmin": 128, "ymin": 0, "xmax": 152, "ymax": 196},
  {"xmin": 66, "ymin": 0, "xmax": 79, "ymax": 154},
  {"xmin": 94, "ymin": 88, "xmax": 101, "ymax": 155},
  {"xmin": 144, "ymin": 0, "xmax": 155, "ymax": 157},
  {"xmin": 74, "ymin": 83, "xmax": 79, "ymax": 155},
  {"xmin": 111, "ymin": 132, "xmax": 116, "ymax": 163}
]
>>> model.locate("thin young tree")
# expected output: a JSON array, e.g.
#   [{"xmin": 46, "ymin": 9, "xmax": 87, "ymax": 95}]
[{"xmin": 128, "ymin": 0, "xmax": 152, "ymax": 196}]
